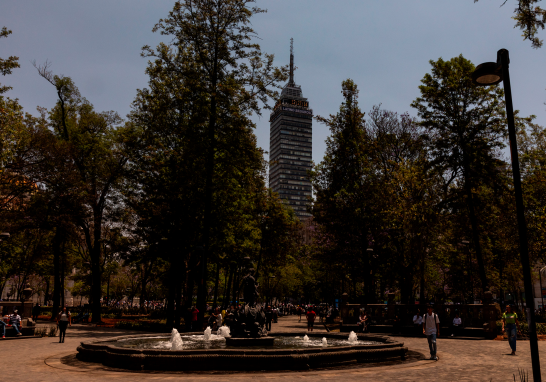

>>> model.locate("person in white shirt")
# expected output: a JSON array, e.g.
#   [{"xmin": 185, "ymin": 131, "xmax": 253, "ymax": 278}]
[
  {"xmin": 413, "ymin": 309, "xmax": 422, "ymax": 335},
  {"xmin": 10, "ymin": 310, "xmax": 22, "ymax": 336},
  {"xmin": 422, "ymin": 305, "xmax": 440, "ymax": 361},
  {"xmin": 56, "ymin": 306, "xmax": 71, "ymax": 343},
  {"xmin": 452, "ymin": 312, "xmax": 462, "ymax": 337}
]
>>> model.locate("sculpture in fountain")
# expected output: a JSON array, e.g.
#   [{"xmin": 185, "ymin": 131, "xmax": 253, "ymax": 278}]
[
  {"xmin": 224, "ymin": 270, "xmax": 272, "ymax": 345},
  {"xmin": 242, "ymin": 271, "xmax": 259, "ymax": 306}
]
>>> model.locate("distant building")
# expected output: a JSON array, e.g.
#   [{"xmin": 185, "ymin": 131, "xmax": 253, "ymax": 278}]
[{"xmin": 269, "ymin": 39, "xmax": 312, "ymax": 220}]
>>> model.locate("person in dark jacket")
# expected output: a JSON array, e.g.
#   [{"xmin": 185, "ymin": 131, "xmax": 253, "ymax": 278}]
[
  {"xmin": 32, "ymin": 303, "xmax": 41, "ymax": 321},
  {"xmin": 265, "ymin": 306, "xmax": 273, "ymax": 331}
]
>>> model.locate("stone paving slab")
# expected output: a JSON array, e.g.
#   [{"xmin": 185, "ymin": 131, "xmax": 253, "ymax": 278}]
[{"xmin": 0, "ymin": 315, "xmax": 545, "ymax": 381}]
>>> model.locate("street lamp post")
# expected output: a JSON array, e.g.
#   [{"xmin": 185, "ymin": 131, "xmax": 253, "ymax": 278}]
[{"xmin": 472, "ymin": 48, "xmax": 541, "ymax": 382}]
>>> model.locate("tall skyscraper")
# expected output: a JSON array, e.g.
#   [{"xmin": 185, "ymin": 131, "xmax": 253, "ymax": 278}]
[{"xmin": 269, "ymin": 39, "xmax": 312, "ymax": 220}]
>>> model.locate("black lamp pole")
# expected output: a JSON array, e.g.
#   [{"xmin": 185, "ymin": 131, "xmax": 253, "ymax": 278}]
[
  {"xmin": 499, "ymin": 49, "xmax": 540, "ymax": 382},
  {"xmin": 473, "ymin": 48, "xmax": 541, "ymax": 381}
]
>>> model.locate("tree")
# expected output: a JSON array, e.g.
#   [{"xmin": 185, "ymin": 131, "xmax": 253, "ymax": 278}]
[
  {"xmin": 0, "ymin": 27, "xmax": 19, "ymax": 95},
  {"xmin": 31, "ymin": 64, "xmax": 128, "ymax": 321},
  {"xmin": 310, "ymin": 79, "xmax": 379, "ymax": 302},
  {"xmin": 475, "ymin": 1, "xmax": 546, "ymax": 48},
  {"xmin": 365, "ymin": 106, "xmax": 443, "ymax": 304},
  {"xmin": 137, "ymin": 0, "xmax": 288, "ymax": 326},
  {"xmin": 255, "ymin": 188, "xmax": 301, "ymax": 286},
  {"xmin": 411, "ymin": 55, "xmax": 507, "ymax": 295}
]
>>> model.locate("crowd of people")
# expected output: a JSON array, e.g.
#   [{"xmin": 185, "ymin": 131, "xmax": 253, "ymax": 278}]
[{"xmin": 184, "ymin": 303, "xmax": 341, "ymax": 334}]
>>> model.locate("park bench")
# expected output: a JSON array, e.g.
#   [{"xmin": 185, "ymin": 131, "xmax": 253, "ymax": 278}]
[{"xmin": 3, "ymin": 318, "xmax": 36, "ymax": 337}]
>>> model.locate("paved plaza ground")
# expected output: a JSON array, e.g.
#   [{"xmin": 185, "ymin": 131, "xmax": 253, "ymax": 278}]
[{"xmin": 1, "ymin": 315, "xmax": 546, "ymax": 381}]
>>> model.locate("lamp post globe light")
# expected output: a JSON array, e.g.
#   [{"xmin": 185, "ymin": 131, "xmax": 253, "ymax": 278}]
[{"xmin": 472, "ymin": 49, "xmax": 541, "ymax": 381}]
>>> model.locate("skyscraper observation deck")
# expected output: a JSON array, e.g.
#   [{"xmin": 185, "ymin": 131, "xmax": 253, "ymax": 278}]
[{"xmin": 269, "ymin": 39, "xmax": 312, "ymax": 220}]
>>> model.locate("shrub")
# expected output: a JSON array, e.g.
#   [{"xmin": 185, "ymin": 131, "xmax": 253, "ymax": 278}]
[
  {"xmin": 35, "ymin": 327, "xmax": 47, "ymax": 337},
  {"xmin": 496, "ymin": 320, "xmax": 546, "ymax": 335},
  {"xmin": 48, "ymin": 326, "xmax": 58, "ymax": 337}
]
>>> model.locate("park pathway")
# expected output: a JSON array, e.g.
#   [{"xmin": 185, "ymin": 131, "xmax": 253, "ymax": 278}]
[{"xmin": 1, "ymin": 314, "xmax": 545, "ymax": 381}]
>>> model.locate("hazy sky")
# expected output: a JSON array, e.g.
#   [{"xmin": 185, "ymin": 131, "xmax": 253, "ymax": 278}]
[{"xmin": 2, "ymin": 1, "xmax": 546, "ymax": 164}]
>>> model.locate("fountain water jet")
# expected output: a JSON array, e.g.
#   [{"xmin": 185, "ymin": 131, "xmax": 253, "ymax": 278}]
[
  {"xmin": 203, "ymin": 327, "xmax": 212, "ymax": 341},
  {"xmin": 217, "ymin": 325, "xmax": 231, "ymax": 338},
  {"xmin": 169, "ymin": 329, "xmax": 184, "ymax": 350},
  {"xmin": 322, "ymin": 337, "xmax": 328, "ymax": 347},
  {"xmin": 348, "ymin": 331, "xmax": 358, "ymax": 344}
]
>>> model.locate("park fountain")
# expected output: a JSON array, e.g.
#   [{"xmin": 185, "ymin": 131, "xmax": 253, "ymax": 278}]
[{"xmin": 76, "ymin": 271, "xmax": 408, "ymax": 371}]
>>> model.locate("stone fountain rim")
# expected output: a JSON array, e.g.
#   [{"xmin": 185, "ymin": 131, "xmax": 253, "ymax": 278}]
[{"xmin": 79, "ymin": 332, "xmax": 404, "ymax": 356}]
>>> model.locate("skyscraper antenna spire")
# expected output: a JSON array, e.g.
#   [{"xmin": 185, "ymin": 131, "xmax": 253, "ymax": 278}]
[{"xmin": 289, "ymin": 38, "xmax": 294, "ymax": 86}]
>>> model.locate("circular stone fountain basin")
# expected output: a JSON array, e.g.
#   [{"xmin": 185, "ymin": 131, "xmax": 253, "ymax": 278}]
[
  {"xmin": 109, "ymin": 334, "xmax": 379, "ymax": 350},
  {"xmin": 77, "ymin": 332, "xmax": 407, "ymax": 371}
]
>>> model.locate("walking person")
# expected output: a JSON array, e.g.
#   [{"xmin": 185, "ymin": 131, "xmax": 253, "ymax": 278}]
[
  {"xmin": 190, "ymin": 306, "xmax": 199, "ymax": 331},
  {"xmin": 265, "ymin": 306, "xmax": 273, "ymax": 331},
  {"xmin": 422, "ymin": 305, "xmax": 440, "ymax": 361},
  {"xmin": 56, "ymin": 306, "xmax": 71, "ymax": 343},
  {"xmin": 272, "ymin": 306, "xmax": 278, "ymax": 323},
  {"xmin": 502, "ymin": 305, "xmax": 520, "ymax": 355},
  {"xmin": 306, "ymin": 307, "xmax": 316, "ymax": 332}
]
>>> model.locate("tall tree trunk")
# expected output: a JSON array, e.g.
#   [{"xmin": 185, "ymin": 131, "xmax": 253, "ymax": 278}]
[
  {"xmin": 139, "ymin": 267, "xmax": 147, "ymax": 313},
  {"xmin": 221, "ymin": 265, "xmax": 229, "ymax": 308},
  {"xmin": 90, "ymin": 244, "xmax": 103, "ymax": 323},
  {"xmin": 183, "ymin": 255, "xmax": 197, "ymax": 331},
  {"xmin": 165, "ymin": 284, "xmax": 176, "ymax": 328},
  {"xmin": 232, "ymin": 272, "xmax": 240, "ymax": 306},
  {"xmin": 43, "ymin": 276, "xmax": 50, "ymax": 306},
  {"xmin": 196, "ymin": 41, "xmax": 220, "ymax": 328},
  {"xmin": 106, "ymin": 274, "xmax": 110, "ymax": 307},
  {"xmin": 420, "ymin": 248, "xmax": 426, "ymax": 306},
  {"xmin": 212, "ymin": 263, "xmax": 220, "ymax": 308},
  {"xmin": 174, "ymin": 275, "xmax": 184, "ymax": 328},
  {"xmin": 60, "ymin": 241, "xmax": 66, "ymax": 308},
  {"xmin": 51, "ymin": 227, "xmax": 62, "ymax": 320},
  {"xmin": 166, "ymin": 259, "xmax": 178, "ymax": 328},
  {"xmin": 461, "ymin": 145, "xmax": 488, "ymax": 295},
  {"xmin": 223, "ymin": 266, "xmax": 234, "ymax": 309}
]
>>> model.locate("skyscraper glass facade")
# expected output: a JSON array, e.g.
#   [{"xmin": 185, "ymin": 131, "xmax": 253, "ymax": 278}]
[{"xmin": 269, "ymin": 43, "xmax": 312, "ymax": 220}]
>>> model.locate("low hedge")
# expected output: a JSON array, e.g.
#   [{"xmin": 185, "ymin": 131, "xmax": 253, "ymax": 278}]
[{"xmin": 496, "ymin": 320, "xmax": 546, "ymax": 335}]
